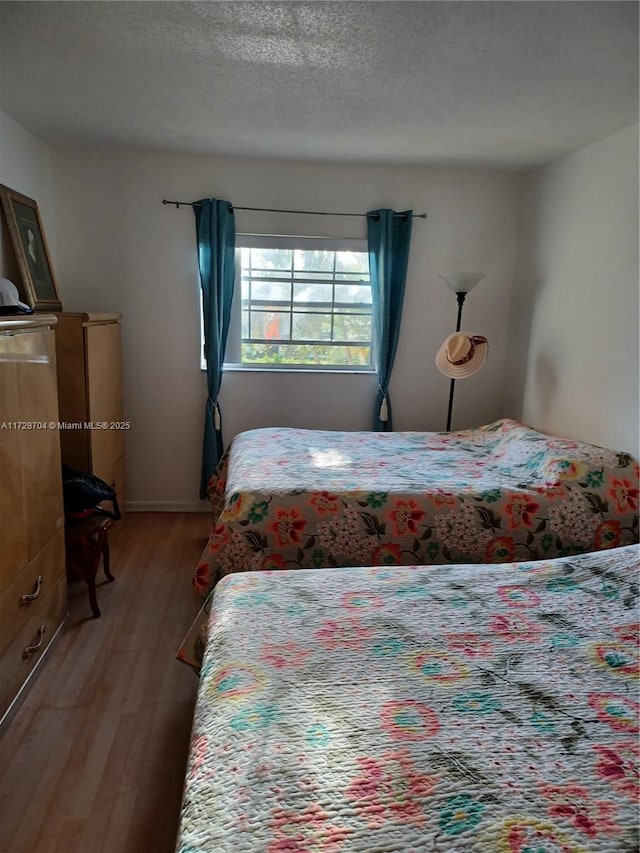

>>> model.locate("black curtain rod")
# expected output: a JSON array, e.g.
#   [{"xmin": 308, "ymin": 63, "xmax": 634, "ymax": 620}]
[{"xmin": 161, "ymin": 199, "xmax": 427, "ymax": 219}]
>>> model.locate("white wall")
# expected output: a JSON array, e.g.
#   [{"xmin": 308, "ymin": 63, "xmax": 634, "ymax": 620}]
[
  {"xmin": 0, "ymin": 109, "xmax": 57, "ymax": 281},
  {"xmin": 505, "ymin": 124, "xmax": 639, "ymax": 458},
  {"xmin": 51, "ymin": 149, "xmax": 521, "ymax": 508},
  {"xmin": 7, "ymin": 112, "xmax": 635, "ymax": 508}
]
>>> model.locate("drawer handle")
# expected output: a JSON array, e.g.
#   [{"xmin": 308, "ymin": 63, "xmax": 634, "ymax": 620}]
[
  {"xmin": 19, "ymin": 575, "xmax": 44, "ymax": 606},
  {"xmin": 23, "ymin": 625, "xmax": 47, "ymax": 658}
]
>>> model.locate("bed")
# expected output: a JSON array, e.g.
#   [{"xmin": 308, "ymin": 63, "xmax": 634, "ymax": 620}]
[
  {"xmin": 176, "ymin": 543, "xmax": 640, "ymax": 853},
  {"xmin": 194, "ymin": 418, "xmax": 639, "ymax": 597}
]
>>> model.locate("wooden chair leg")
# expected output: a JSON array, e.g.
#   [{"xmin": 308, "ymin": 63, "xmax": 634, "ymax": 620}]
[
  {"xmin": 87, "ymin": 570, "xmax": 101, "ymax": 618},
  {"xmin": 102, "ymin": 537, "xmax": 114, "ymax": 582},
  {"xmin": 65, "ymin": 519, "xmax": 114, "ymax": 618}
]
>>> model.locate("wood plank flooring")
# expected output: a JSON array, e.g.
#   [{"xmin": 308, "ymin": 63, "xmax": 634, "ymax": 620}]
[{"xmin": 0, "ymin": 512, "xmax": 211, "ymax": 853}]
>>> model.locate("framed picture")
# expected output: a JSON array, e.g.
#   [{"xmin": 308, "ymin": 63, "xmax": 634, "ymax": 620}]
[{"xmin": 0, "ymin": 185, "xmax": 62, "ymax": 311}]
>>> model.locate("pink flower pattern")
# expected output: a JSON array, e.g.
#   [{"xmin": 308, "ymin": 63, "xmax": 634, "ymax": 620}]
[
  {"xmin": 388, "ymin": 499, "xmax": 426, "ymax": 536},
  {"xmin": 314, "ymin": 618, "xmax": 372, "ymax": 651},
  {"xmin": 538, "ymin": 783, "xmax": 620, "ymax": 837},
  {"xmin": 267, "ymin": 803, "xmax": 351, "ymax": 853},
  {"xmin": 593, "ymin": 742, "xmax": 640, "ymax": 801},
  {"xmin": 259, "ymin": 642, "xmax": 311, "ymax": 669},
  {"xmin": 489, "ymin": 613, "xmax": 543, "ymax": 644},
  {"xmin": 445, "ymin": 632, "xmax": 493, "ymax": 658},
  {"xmin": 344, "ymin": 751, "xmax": 439, "ymax": 828}
]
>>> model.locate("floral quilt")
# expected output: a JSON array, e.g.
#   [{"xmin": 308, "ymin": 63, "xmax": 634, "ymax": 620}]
[
  {"xmin": 194, "ymin": 419, "xmax": 639, "ymax": 597},
  {"xmin": 176, "ymin": 544, "xmax": 640, "ymax": 853}
]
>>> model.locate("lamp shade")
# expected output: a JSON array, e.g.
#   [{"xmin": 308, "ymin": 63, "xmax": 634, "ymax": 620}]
[{"xmin": 439, "ymin": 272, "xmax": 486, "ymax": 294}]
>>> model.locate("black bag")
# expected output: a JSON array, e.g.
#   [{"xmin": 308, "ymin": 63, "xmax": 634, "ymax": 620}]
[{"xmin": 62, "ymin": 465, "xmax": 121, "ymax": 521}]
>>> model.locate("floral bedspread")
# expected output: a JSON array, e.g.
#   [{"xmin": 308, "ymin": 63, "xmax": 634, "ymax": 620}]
[
  {"xmin": 176, "ymin": 544, "xmax": 640, "ymax": 853},
  {"xmin": 194, "ymin": 419, "xmax": 639, "ymax": 597}
]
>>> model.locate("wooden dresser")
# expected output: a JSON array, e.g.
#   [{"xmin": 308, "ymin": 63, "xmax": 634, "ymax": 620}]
[
  {"xmin": 54, "ymin": 313, "xmax": 126, "ymax": 512},
  {"xmin": 0, "ymin": 315, "xmax": 67, "ymax": 727}
]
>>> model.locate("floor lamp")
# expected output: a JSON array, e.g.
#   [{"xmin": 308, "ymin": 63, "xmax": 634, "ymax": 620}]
[{"xmin": 439, "ymin": 272, "xmax": 486, "ymax": 431}]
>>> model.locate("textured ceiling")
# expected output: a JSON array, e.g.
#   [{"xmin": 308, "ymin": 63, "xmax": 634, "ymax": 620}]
[{"xmin": 0, "ymin": 1, "xmax": 637, "ymax": 168}]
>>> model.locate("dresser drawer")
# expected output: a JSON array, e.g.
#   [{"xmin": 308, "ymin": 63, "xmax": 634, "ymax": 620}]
[
  {"xmin": 0, "ymin": 528, "xmax": 66, "ymax": 658},
  {"xmin": 0, "ymin": 325, "xmax": 62, "ymax": 590},
  {"xmin": 0, "ymin": 573, "xmax": 67, "ymax": 723}
]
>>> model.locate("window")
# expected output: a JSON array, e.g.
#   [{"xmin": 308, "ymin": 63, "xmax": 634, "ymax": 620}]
[{"xmin": 219, "ymin": 235, "xmax": 373, "ymax": 370}]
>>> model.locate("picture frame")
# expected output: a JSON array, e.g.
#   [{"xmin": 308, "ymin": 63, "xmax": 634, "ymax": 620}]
[{"xmin": 0, "ymin": 185, "xmax": 62, "ymax": 311}]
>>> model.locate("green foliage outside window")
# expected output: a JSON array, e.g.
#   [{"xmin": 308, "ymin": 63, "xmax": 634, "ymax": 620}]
[
  {"xmin": 242, "ymin": 343, "xmax": 371, "ymax": 367},
  {"xmin": 240, "ymin": 245, "xmax": 373, "ymax": 368}
]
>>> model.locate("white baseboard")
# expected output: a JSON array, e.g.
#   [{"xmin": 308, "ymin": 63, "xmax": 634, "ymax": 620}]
[{"xmin": 126, "ymin": 501, "xmax": 212, "ymax": 513}]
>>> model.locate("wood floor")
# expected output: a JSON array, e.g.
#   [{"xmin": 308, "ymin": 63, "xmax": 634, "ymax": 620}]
[{"xmin": 0, "ymin": 512, "xmax": 211, "ymax": 853}]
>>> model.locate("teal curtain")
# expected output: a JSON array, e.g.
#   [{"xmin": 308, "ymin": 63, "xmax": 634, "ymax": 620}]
[
  {"xmin": 194, "ymin": 198, "xmax": 236, "ymax": 498},
  {"xmin": 367, "ymin": 209, "xmax": 413, "ymax": 431}
]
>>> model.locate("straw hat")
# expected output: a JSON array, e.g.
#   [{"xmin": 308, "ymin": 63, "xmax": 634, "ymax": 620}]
[{"xmin": 436, "ymin": 332, "xmax": 488, "ymax": 379}]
